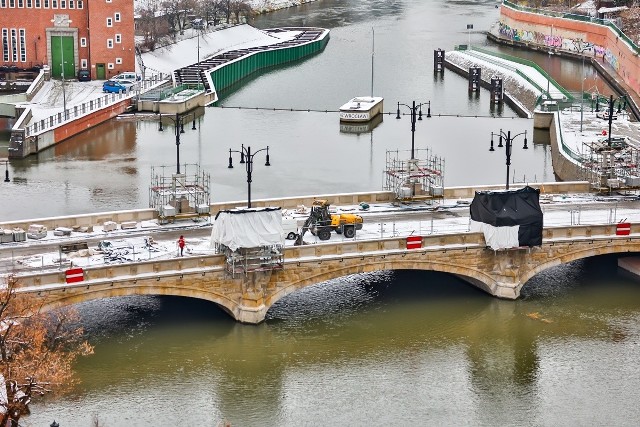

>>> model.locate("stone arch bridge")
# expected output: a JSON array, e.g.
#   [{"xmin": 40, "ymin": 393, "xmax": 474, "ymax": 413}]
[{"xmin": 12, "ymin": 222, "xmax": 640, "ymax": 324}]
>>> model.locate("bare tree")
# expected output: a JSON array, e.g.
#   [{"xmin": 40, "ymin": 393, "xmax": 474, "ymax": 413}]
[
  {"xmin": 230, "ymin": 0, "xmax": 252, "ymax": 24},
  {"xmin": 161, "ymin": 0, "xmax": 198, "ymax": 35},
  {"xmin": 136, "ymin": 4, "xmax": 172, "ymax": 51},
  {"xmin": 0, "ymin": 276, "xmax": 93, "ymax": 426}
]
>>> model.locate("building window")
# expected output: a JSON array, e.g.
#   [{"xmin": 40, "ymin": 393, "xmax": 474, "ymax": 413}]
[
  {"xmin": 81, "ymin": 58, "xmax": 87, "ymax": 68},
  {"xmin": 17, "ymin": 0, "xmax": 22, "ymax": 7},
  {"xmin": 107, "ymin": 39, "xmax": 113, "ymax": 48},
  {"xmin": 77, "ymin": 0, "xmax": 81, "ymax": 7},
  {"xmin": 9, "ymin": 0, "xmax": 15, "ymax": 7},
  {"xmin": 115, "ymin": 33, "xmax": 121, "ymax": 44},
  {"xmin": 68, "ymin": 0, "xmax": 73, "ymax": 7},
  {"xmin": 114, "ymin": 12, "xmax": 120, "ymax": 22},
  {"xmin": 80, "ymin": 37, "xmax": 86, "ymax": 47},
  {"xmin": 10, "ymin": 29, "xmax": 17, "ymax": 62},
  {"xmin": 35, "ymin": 0, "xmax": 40, "ymax": 7},
  {"xmin": 44, "ymin": 0, "xmax": 48, "ymax": 7},
  {"xmin": 108, "ymin": 62, "xmax": 114, "ymax": 69},
  {"xmin": 1, "ymin": 0, "xmax": 6, "ymax": 7},
  {"xmin": 60, "ymin": 0, "xmax": 64, "ymax": 7},
  {"xmin": 2, "ymin": 29, "xmax": 8, "ymax": 62},
  {"xmin": 19, "ymin": 29, "xmax": 25, "ymax": 62},
  {"xmin": 106, "ymin": 0, "xmax": 111, "ymax": 3},
  {"xmin": 115, "ymin": 57, "xmax": 122, "ymax": 64},
  {"xmin": 52, "ymin": 0, "xmax": 57, "ymax": 8},
  {"xmin": 106, "ymin": 17, "xmax": 112, "ymax": 27},
  {"xmin": 26, "ymin": 0, "xmax": 31, "ymax": 7}
]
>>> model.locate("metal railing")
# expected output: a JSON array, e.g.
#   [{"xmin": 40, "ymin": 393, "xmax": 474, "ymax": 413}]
[{"xmin": 18, "ymin": 75, "xmax": 170, "ymax": 137}]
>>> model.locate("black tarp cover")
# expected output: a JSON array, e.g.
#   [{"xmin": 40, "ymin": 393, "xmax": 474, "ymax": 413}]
[{"xmin": 469, "ymin": 186, "xmax": 543, "ymax": 247}]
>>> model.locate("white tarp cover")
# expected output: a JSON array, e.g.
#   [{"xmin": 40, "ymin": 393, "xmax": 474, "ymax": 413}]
[
  {"xmin": 470, "ymin": 221, "xmax": 520, "ymax": 250},
  {"xmin": 210, "ymin": 207, "xmax": 284, "ymax": 251}
]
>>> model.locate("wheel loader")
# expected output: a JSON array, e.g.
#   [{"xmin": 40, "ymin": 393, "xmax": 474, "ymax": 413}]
[{"xmin": 294, "ymin": 200, "xmax": 363, "ymax": 245}]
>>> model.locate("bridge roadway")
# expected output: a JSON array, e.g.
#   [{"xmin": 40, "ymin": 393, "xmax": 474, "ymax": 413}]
[{"xmin": 3, "ymin": 185, "xmax": 640, "ymax": 323}]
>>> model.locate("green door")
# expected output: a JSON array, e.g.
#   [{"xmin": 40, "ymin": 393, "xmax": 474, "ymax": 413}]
[
  {"xmin": 96, "ymin": 63, "xmax": 106, "ymax": 80},
  {"xmin": 51, "ymin": 36, "xmax": 75, "ymax": 78}
]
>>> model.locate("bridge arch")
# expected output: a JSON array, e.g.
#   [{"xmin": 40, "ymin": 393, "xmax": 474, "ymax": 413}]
[
  {"xmin": 37, "ymin": 284, "xmax": 239, "ymax": 319},
  {"xmin": 518, "ymin": 243, "xmax": 640, "ymax": 292},
  {"xmin": 268, "ymin": 257, "xmax": 497, "ymax": 310}
]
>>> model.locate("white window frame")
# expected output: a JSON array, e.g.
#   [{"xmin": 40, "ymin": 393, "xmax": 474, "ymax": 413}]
[
  {"xmin": 114, "ymin": 12, "xmax": 120, "ymax": 22},
  {"xmin": 77, "ymin": 0, "xmax": 82, "ymax": 7},
  {"xmin": 108, "ymin": 62, "xmax": 114, "ymax": 69},
  {"xmin": 51, "ymin": 0, "xmax": 57, "ymax": 8},
  {"xmin": 35, "ymin": 0, "xmax": 40, "ymax": 7},
  {"xmin": 80, "ymin": 37, "xmax": 86, "ymax": 47},
  {"xmin": 81, "ymin": 58, "xmax": 87, "ymax": 68},
  {"xmin": 19, "ymin": 28, "xmax": 25, "ymax": 62},
  {"xmin": 115, "ymin": 33, "xmax": 121, "ymax": 44},
  {"xmin": 107, "ymin": 38, "xmax": 113, "ymax": 48},
  {"xmin": 115, "ymin": 57, "xmax": 122, "ymax": 64},
  {"xmin": 2, "ymin": 29, "xmax": 8, "ymax": 62},
  {"xmin": 10, "ymin": 29, "xmax": 17, "ymax": 62},
  {"xmin": 106, "ymin": 17, "xmax": 112, "ymax": 27}
]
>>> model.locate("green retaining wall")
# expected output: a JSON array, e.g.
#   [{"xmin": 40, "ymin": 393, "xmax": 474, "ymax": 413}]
[{"xmin": 206, "ymin": 32, "xmax": 330, "ymax": 97}]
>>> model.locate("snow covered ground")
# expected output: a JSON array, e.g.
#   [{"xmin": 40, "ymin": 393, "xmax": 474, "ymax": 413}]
[{"xmin": 3, "ymin": 194, "xmax": 640, "ymax": 275}]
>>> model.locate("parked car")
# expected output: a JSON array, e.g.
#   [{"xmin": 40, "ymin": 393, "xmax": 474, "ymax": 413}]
[
  {"xmin": 102, "ymin": 80, "xmax": 130, "ymax": 93},
  {"xmin": 112, "ymin": 71, "xmax": 141, "ymax": 82},
  {"xmin": 77, "ymin": 69, "xmax": 91, "ymax": 81}
]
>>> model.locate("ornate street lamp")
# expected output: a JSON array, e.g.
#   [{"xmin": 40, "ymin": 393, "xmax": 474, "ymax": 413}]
[
  {"xmin": 228, "ymin": 144, "xmax": 271, "ymax": 208},
  {"xmin": 489, "ymin": 129, "xmax": 528, "ymax": 190},
  {"xmin": 158, "ymin": 112, "xmax": 197, "ymax": 174},
  {"xmin": 396, "ymin": 100, "xmax": 431, "ymax": 160},
  {"xmin": 604, "ymin": 94, "xmax": 627, "ymax": 147}
]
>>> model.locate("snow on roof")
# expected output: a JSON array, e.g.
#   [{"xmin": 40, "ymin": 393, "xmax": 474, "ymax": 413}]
[
  {"xmin": 598, "ymin": 6, "xmax": 628, "ymax": 14},
  {"xmin": 140, "ymin": 24, "xmax": 301, "ymax": 75}
]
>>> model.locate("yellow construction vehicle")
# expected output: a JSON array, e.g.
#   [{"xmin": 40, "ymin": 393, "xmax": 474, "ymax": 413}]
[{"xmin": 294, "ymin": 200, "xmax": 363, "ymax": 245}]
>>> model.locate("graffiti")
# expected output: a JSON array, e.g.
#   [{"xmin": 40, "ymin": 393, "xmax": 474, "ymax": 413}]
[
  {"xmin": 544, "ymin": 35, "xmax": 562, "ymax": 48},
  {"xmin": 498, "ymin": 20, "xmax": 618, "ymax": 70}
]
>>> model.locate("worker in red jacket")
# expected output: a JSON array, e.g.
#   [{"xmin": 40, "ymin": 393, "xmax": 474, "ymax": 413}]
[{"xmin": 177, "ymin": 235, "xmax": 186, "ymax": 257}]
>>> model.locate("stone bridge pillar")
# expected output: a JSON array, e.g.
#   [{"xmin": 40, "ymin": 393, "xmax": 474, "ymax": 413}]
[{"xmin": 235, "ymin": 270, "xmax": 273, "ymax": 324}]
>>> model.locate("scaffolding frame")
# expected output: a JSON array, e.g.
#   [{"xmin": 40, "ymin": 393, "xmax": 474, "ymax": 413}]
[
  {"xmin": 579, "ymin": 139, "xmax": 640, "ymax": 193},
  {"xmin": 149, "ymin": 163, "xmax": 211, "ymax": 223},
  {"xmin": 383, "ymin": 148, "xmax": 445, "ymax": 201},
  {"xmin": 215, "ymin": 244, "xmax": 284, "ymax": 278}
]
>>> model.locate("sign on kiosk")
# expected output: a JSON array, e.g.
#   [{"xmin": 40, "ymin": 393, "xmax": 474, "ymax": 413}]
[{"xmin": 65, "ymin": 267, "xmax": 84, "ymax": 283}]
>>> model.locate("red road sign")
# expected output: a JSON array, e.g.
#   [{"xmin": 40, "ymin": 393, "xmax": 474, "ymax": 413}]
[
  {"xmin": 616, "ymin": 223, "xmax": 631, "ymax": 236},
  {"xmin": 65, "ymin": 267, "xmax": 84, "ymax": 283},
  {"xmin": 406, "ymin": 235, "xmax": 422, "ymax": 249}
]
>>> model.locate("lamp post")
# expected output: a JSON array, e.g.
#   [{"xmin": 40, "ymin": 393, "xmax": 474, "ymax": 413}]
[
  {"xmin": 396, "ymin": 100, "xmax": 431, "ymax": 160},
  {"xmin": 489, "ymin": 129, "xmax": 528, "ymax": 190},
  {"xmin": 59, "ymin": 38, "xmax": 67, "ymax": 121},
  {"xmin": 3, "ymin": 159, "xmax": 9, "ymax": 182},
  {"xmin": 605, "ymin": 94, "xmax": 627, "ymax": 147},
  {"xmin": 227, "ymin": 144, "xmax": 271, "ymax": 209},
  {"xmin": 577, "ymin": 40, "xmax": 591, "ymax": 133},
  {"xmin": 158, "ymin": 112, "xmax": 197, "ymax": 174}
]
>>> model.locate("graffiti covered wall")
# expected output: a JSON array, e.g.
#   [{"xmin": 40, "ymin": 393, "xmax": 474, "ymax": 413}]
[{"xmin": 498, "ymin": 5, "xmax": 640, "ymax": 97}]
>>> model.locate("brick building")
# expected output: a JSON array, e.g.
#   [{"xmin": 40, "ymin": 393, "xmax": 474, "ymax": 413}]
[{"xmin": 0, "ymin": 0, "xmax": 135, "ymax": 80}]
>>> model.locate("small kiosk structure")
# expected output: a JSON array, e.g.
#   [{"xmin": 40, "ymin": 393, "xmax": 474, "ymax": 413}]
[{"xmin": 210, "ymin": 207, "xmax": 285, "ymax": 278}]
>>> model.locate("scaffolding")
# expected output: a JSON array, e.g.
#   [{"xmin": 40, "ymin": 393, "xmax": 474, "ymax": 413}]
[
  {"xmin": 149, "ymin": 164, "xmax": 211, "ymax": 223},
  {"xmin": 383, "ymin": 148, "xmax": 445, "ymax": 201},
  {"xmin": 579, "ymin": 138, "xmax": 640, "ymax": 193},
  {"xmin": 217, "ymin": 244, "xmax": 284, "ymax": 278}
]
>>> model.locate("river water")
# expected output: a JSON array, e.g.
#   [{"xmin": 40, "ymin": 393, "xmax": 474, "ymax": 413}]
[{"xmin": 15, "ymin": 0, "xmax": 640, "ymax": 425}]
